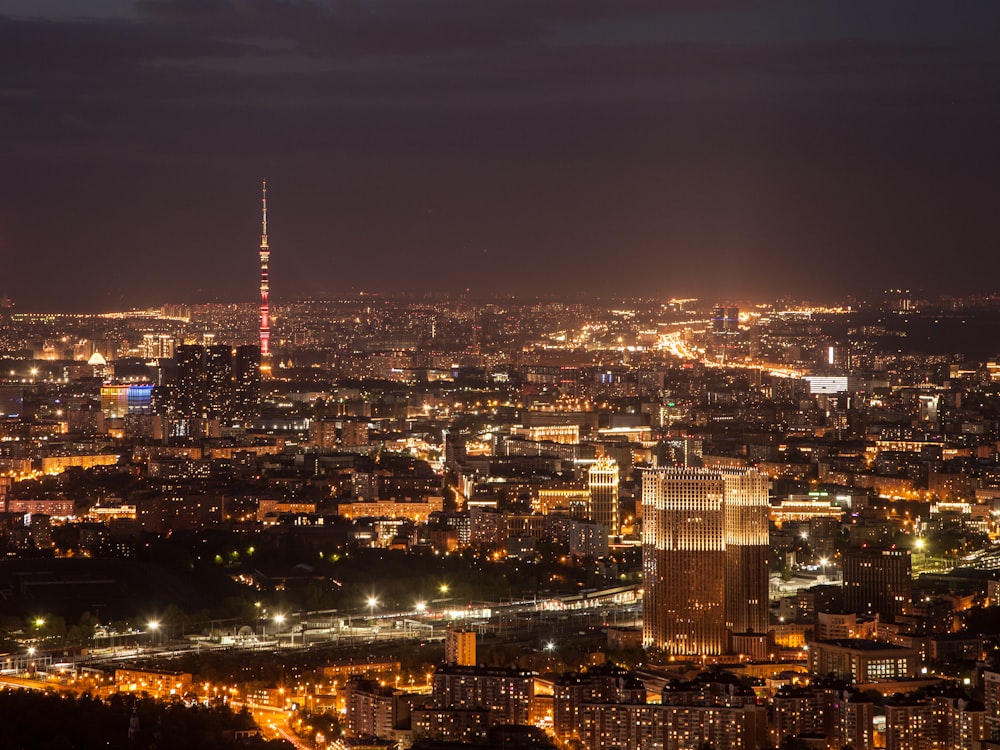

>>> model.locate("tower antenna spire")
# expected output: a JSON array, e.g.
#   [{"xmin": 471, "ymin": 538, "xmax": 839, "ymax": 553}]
[
  {"xmin": 261, "ymin": 180, "xmax": 268, "ymax": 247},
  {"xmin": 259, "ymin": 180, "xmax": 271, "ymax": 367}
]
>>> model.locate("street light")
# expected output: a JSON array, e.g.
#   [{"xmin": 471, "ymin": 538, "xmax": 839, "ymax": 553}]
[
  {"xmin": 271, "ymin": 614, "xmax": 286, "ymax": 646},
  {"xmin": 439, "ymin": 583, "xmax": 449, "ymax": 595},
  {"xmin": 148, "ymin": 620, "xmax": 159, "ymax": 647},
  {"xmin": 415, "ymin": 601, "xmax": 427, "ymax": 614}
]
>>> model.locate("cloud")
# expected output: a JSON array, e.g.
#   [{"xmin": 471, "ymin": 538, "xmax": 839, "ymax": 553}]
[{"xmin": 132, "ymin": 0, "xmax": 730, "ymax": 57}]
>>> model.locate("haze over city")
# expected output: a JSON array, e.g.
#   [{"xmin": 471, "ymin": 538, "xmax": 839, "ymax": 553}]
[{"xmin": 4, "ymin": 0, "xmax": 1000, "ymax": 310}]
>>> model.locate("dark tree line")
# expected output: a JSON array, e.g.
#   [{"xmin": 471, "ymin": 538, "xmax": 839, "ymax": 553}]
[{"xmin": 0, "ymin": 689, "xmax": 291, "ymax": 750}]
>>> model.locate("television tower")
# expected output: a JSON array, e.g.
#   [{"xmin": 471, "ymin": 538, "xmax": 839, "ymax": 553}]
[{"xmin": 259, "ymin": 180, "xmax": 271, "ymax": 367}]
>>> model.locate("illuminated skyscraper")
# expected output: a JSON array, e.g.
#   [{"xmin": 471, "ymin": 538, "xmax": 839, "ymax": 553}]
[
  {"xmin": 259, "ymin": 180, "xmax": 271, "ymax": 365},
  {"xmin": 642, "ymin": 467, "xmax": 769, "ymax": 655},
  {"xmin": 587, "ymin": 456, "xmax": 620, "ymax": 533}
]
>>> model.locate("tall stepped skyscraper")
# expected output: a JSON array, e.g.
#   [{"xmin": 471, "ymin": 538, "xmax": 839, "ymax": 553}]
[{"xmin": 642, "ymin": 466, "xmax": 769, "ymax": 655}]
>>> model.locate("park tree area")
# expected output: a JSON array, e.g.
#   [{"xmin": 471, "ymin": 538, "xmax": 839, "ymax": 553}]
[{"xmin": 0, "ymin": 689, "xmax": 290, "ymax": 750}]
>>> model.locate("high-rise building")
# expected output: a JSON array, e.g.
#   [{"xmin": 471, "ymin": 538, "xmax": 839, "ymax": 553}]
[
  {"xmin": 985, "ymin": 670, "xmax": 1000, "ymax": 741},
  {"xmin": 411, "ymin": 706, "xmax": 493, "ymax": 744},
  {"xmin": 162, "ymin": 344, "xmax": 259, "ymax": 426},
  {"xmin": 884, "ymin": 694, "xmax": 985, "ymax": 750},
  {"xmin": 345, "ymin": 678, "xmax": 406, "ymax": 740},
  {"xmin": 174, "ymin": 344, "xmax": 206, "ymax": 418},
  {"xmin": 445, "ymin": 628, "xmax": 476, "ymax": 667},
  {"xmin": 232, "ymin": 345, "xmax": 261, "ymax": 425},
  {"xmin": 642, "ymin": 467, "xmax": 769, "ymax": 655},
  {"xmin": 773, "ymin": 679, "xmax": 874, "ymax": 750},
  {"xmin": 843, "ymin": 547, "xmax": 912, "ymax": 622},
  {"xmin": 571, "ymin": 671, "xmax": 768, "ymax": 750},
  {"xmin": 205, "ymin": 344, "xmax": 233, "ymax": 421},
  {"xmin": 553, "ymin": 666, "xmax": 646, "ymax": 741},
  {"xmin": 588, "ymin": 456, "xmax": 619, "ymax": 534},
  {"xmin": 141, "ymin": 333, "xmax": 175, "ymax": 360},
  {"xmin": 431, "ymin": 665, "xmax": 534, "ymax": 725},
  {"xmin": 205, "ymin": 344, "xmax": 233, "ymax": 420},
  {"xmin": 712, "ymin": 305, "xmax": 739, "ymax": 334}
]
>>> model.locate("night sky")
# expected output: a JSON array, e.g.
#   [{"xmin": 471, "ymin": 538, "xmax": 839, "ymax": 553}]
[{"xmin": 3, "ymin": 1, "xmax": 1000, "ymax": 310}]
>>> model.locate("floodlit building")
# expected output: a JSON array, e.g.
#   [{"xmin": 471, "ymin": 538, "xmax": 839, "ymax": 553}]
[
  {"xmin": 642, "ymin": 467, "xmax": 769, "ymax": 655},
  {"xmin": 588, "ymin": 455, "xmax": 620, "ymax": 533}
]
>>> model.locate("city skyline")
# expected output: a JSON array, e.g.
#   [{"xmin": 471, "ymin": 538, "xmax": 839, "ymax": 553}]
[
  {"xmin": 3, "ymin": 1, "xmax": 1000, "ymax": 310},
  {"xmin": 5, "ymin": 254, "xmax": 1000, "ymax": 747}
]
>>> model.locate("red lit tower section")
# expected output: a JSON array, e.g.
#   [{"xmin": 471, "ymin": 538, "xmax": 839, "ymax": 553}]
[{"xmin": 259, "ymin": 181, "xmax": 270, "ymax": 364}]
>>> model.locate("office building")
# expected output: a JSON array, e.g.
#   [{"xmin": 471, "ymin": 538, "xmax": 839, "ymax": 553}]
[
  {"xmin": 843, "ymin": 547, "xmax": 912, "ymax": 622},
  {"xmin": 642, "ymin": 467, "xmax": 769, "ymax": 655},
  {"xmin": 807, "ymin": 639, "xmax": 917, "ymax": 684}
]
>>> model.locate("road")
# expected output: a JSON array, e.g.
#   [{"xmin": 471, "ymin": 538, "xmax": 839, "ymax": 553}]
[{"xmin": 273, "ymin": 722, "xmax": 311, "ymax": 749}]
